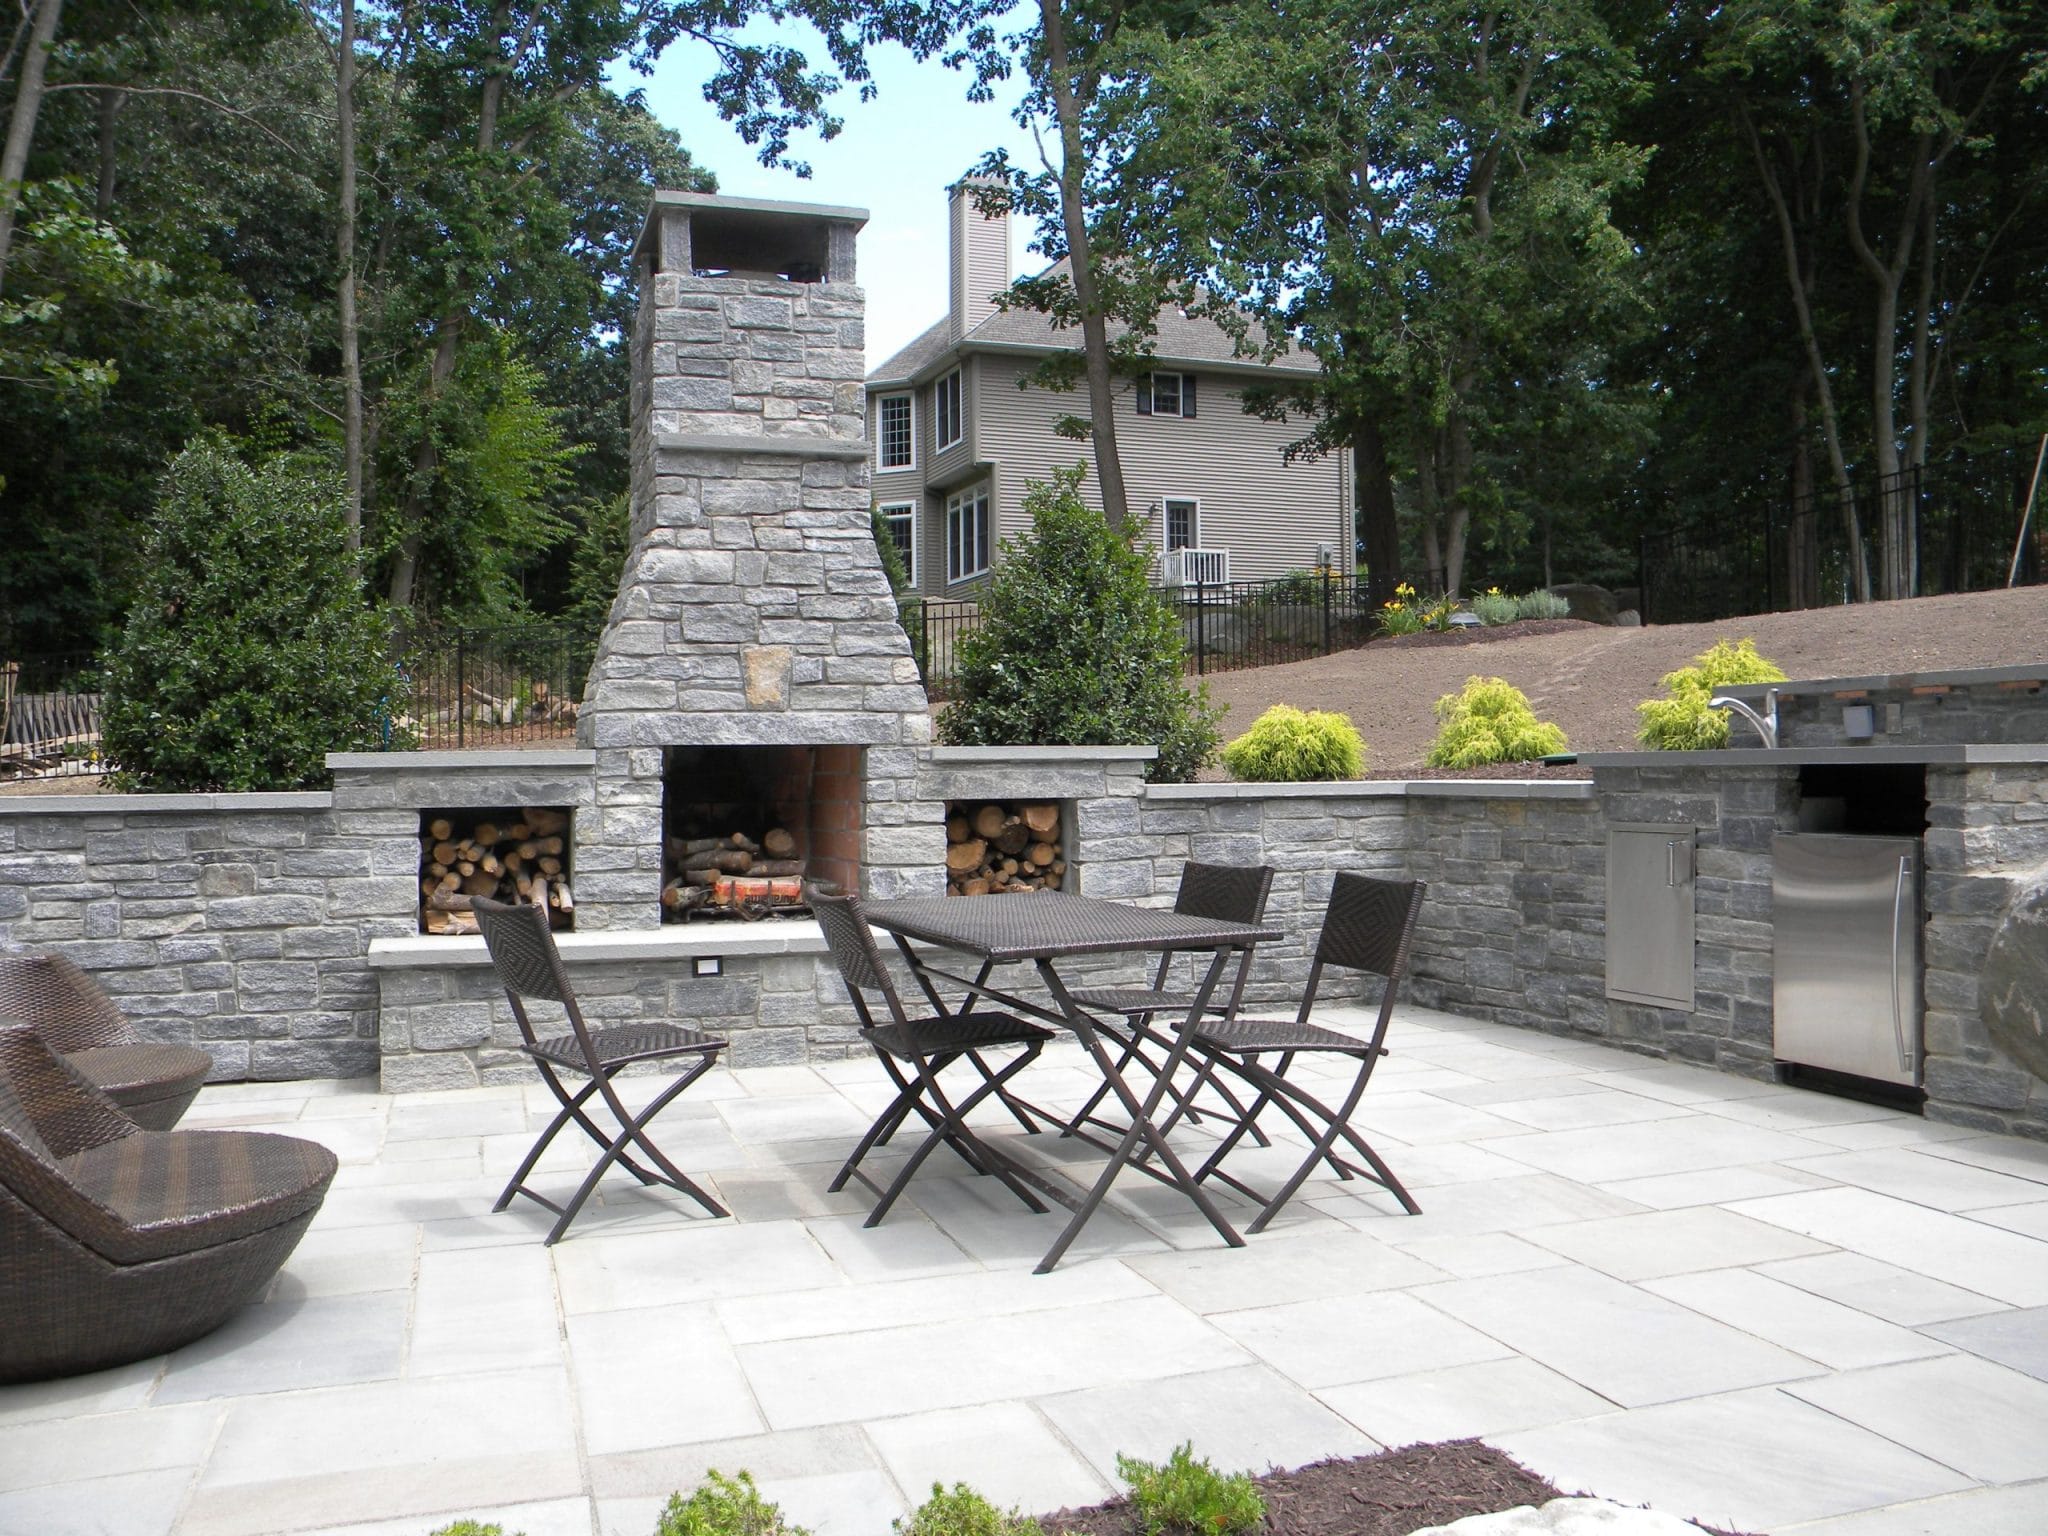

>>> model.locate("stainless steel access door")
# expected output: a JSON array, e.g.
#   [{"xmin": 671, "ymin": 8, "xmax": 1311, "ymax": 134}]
[
  {"xmin": 1606, "ymin": 824, "xmax": 1696, "ymax": 1011},
  {"xmin": 1772, "ymin": 833, "xmax": 1922, "ymax": 1087}
]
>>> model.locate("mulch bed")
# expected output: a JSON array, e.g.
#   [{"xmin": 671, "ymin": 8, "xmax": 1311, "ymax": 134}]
[
  {"xmin": 1037, "ymin": 1442, "xmax": 1760, "ymax": 1536},
  {"xmin": 1369, "ymin": 619, "xmax": 1601, "ymax": 650}
]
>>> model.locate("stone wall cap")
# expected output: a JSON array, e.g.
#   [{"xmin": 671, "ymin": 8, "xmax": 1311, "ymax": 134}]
[
  {"xmin": 326, "ymin": 750, "xmax": 597, "ymax": 770},
  {"xmin": 1712, "ymin": 662, "xmax": 2048, "ymax": 699},
  {"xmin": 0, "ymin": 790, "xmax": 333, "ymax": 815},
  {"xmin": 924, "ymin": 745, "xmax": 1158, "ymax": 764},
  {"xmin": 653, "ymin": 432, "xmax": 869, "ymax": 461},
  {"xmin": 1144, "ymin": 778, "xmax": 1594, "ymax": 802},
  {"xmin": 368, "ymin": 922, "xmax": 828, "ymax": 969},
  {"xmin": 1579, "ymin": 745, "xmax": 2023, "ymax": 768}
]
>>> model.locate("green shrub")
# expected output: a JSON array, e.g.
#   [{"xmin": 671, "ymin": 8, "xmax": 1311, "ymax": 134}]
[
  {"xmin": 872, "ymin": 506, "xmax": 926, "ymax": 678},
  {"xmin": 101, "ymin": 441, "xmax": 399, "ymax": 791},
  {"xmin": 1220, "ymin": 704, "xmax": 1366, "ymax": 781},
  {"xmin": 1468, "ymin": 588, "xmax": 1520, "ymax": 626},
  {"xmin": 1115, "ymin": 1443, "xmax": 1264, "ymax": 1536},
  {"xmin": 1636, "ymin": 638, "xmax": 1789, "ymax": 750},
  {"xmin": 1425, "ymin": 676, "xmax": 1570, "ymax": 768},
  {"xmin": 426, "ymin": 1524, "xmax": 516, "ymax": 1536},
  {"xmin": 657, "ymin": 1470, "xmax": 811, "ymax": 1536},
  {"xmin": 895, "ymin": 1482, "xmax": 1042, "ymax": 1536},
  {"xmin": 937, "ymin": 467, "xmax": 1220, "ymax": 782},
  {"xmin": 1515, "ymin": 590, "xmax": 1572, "ymax": 621}
]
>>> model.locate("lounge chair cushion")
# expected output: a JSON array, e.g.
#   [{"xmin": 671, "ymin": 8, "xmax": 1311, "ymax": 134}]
[{"xmin": 59, "ymin": 1130, "xmax": 337, "ymax": 1266}]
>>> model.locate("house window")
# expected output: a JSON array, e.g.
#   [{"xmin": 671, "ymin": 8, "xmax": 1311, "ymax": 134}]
[
  {"xmin": 1137, "ymin": 372, "xmax": 1198, "ymax": 419},
  {"xmin": 1164, "ymin": 498, "xmax": 1199, "ymax": 551},
  {"xmin": 935, "ymin": 369, "xmax": 963, "ymax": 450},
  {"xmin": 877, "ymin": 501, "xmax": 917, "ymax": 585},
  {"xmin": 876, "ymin": 393, "xmax": 913, "ymax": 470},
  {"xmin": 946, "ymin": 482, "xmax": 991, "ymax": 583}
]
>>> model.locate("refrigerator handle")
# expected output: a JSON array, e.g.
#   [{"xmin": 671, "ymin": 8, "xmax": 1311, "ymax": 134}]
[{"xmin": 1890, "ymin": 855, "xmax": 1913, "ymax": 1072}]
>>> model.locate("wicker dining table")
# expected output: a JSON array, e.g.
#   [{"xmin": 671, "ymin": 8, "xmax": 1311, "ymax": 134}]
[{"xmin": 860, "ymin": 891, "xmax": 1282, "ymax": 1273}]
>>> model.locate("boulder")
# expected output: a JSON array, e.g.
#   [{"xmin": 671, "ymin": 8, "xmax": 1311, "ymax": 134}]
[{"xmin": 1547, "ymin": 583, "xmax": 1619, "ymax": 624}]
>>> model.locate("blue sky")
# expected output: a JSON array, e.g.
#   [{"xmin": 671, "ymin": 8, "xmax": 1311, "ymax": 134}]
[{"xmin": 630, "ymin": 15, "xmax": 1044, "ymax": 370}]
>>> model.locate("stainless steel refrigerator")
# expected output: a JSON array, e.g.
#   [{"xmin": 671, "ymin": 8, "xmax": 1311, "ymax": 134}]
[{"xmin": 1772, "ymin": 833, "xmax": 1923, "ymax": 1088}]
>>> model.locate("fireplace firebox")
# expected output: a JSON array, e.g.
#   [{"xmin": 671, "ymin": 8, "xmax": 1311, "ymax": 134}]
[{"xmin": 660, "ymin": 745, "xmax": 862, "ymax": 920}]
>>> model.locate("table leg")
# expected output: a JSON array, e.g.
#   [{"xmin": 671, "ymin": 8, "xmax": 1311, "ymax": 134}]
[{"xmin": 1029, "ymin": 950, "xmax": 1246, "ymax": 1273}]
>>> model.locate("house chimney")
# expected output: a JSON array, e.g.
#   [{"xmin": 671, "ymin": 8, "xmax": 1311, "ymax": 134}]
[{"xmin": 948, "ymin": 179, "xmax": 1010, "ymax": 342}]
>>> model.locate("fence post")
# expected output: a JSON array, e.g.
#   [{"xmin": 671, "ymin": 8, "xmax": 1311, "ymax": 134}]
[
  {"xmin": 456, "ymin": 632, "xmax": 466, "ymax": 750},
  {"xmin": 1638, "ymin": 534, "xmax": 1651, "ymax": 626},
  {"xmin": 1321, "ymin": 566, "xmax": 1332, "ymax": 654},
  {"xmin": 1194, "ymin": 580, "xmax": 1207, "ymax": 675}
]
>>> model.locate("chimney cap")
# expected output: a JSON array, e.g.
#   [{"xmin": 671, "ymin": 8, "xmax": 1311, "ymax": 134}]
[{"xmin": 635, "ymin": 191, "xmax": 869, "ymax": 280}]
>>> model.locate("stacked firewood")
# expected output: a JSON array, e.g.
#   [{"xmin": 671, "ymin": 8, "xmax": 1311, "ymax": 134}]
[
  {"xmin": 661, "ymin": 828, "xmax": 807, "ymax": 920},
  {"xmin": 419, "ymin": 808, "xmax": 572, "ymax": 934},
  {"xmin": 945, "ymin": 802, "xmax": 1065, "ymax": 896}
]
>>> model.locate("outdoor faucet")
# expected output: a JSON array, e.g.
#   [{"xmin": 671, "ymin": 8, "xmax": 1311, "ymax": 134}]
[{"xmin": 1709, "ymin": 687, "xmax": 1780, "ymax": 749}]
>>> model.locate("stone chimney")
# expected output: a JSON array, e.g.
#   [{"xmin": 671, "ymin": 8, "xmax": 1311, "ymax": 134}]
[
  {"xmin": 573, "ymin": 191, "xmax": 942, "ymax": 928},
  {"xmin": 948, "ymin": 179, "xmax": 1010, "ymax": 342}
]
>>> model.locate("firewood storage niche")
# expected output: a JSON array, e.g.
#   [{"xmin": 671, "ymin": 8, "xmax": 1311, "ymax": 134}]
[
  {"xmin": 944, "ymin": 799, "xmax": 1069, "ymax": 896},
  {"xmin": 662, "ymin": 745, "xmax": 862, "ymax": 921},
  {"xmin": 418, "ymin": 807, "xmax": 573, "ymax": 934}
]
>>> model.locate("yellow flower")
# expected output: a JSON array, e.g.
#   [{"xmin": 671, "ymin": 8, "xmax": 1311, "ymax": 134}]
[{"xmin": 1487, "ymin": 586, "xmax": 1502, "ymax": 596}]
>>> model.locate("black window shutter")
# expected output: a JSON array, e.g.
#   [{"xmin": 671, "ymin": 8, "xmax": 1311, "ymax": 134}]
[
  {"xmin": 1182, "ymin": 376, "xmax": 1198, "ymax": 418},
  {"xmin": 1136, "ymin": 376, "xmax": 1153, "ymax": 415}
]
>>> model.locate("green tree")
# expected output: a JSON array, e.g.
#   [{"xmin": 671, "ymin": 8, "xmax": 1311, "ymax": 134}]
[
  {"xmin": 100, "ymin": 440, "xmax": 397, "ymax": 790},
  {"xmin": 938, "ymin": 467, "xmax": 1219, "ymax": 782}
]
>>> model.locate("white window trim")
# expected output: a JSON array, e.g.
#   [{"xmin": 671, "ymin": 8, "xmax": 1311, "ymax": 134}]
[
  {"xmin": 877, "ymin": 500, "xmax": 918, "ymax": 587},
  {"xmin": 945, "ymin": 481, "xmax": 991, "ymax": 584},
  {"xmin": 1162, "ymin": 496, "xmax": 1201, "ymax": 552},
  {"xmin": 935, "ymin": 369, "xmax": 964, "ymax": 451},
  {"xmin": 875, "ymin": 392, "xmax": 916, "ymax": 471}
]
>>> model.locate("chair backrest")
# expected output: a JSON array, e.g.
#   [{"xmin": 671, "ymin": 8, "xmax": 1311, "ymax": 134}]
[
  {"xmin": 472, "ymin": 897, "xmax": 587, "ymax": 1055},
  {"xmin": 1174, "ymin": 861, "xmax": 1275, "ymax": 925},
  {"xmin": 0, "ymin": 1024, "xmax": 139, "ymax": 1249},
  {"xmin": 1297, "ymin": 873, "xmax": 1427, "ymax": 1035},
  {"xmin": 807, "ymin": 886, "xmax": 910, "ymax": 1031},
  {"xmin": 0, "ymin": 953, "xmax": 134, "ymax": 1052}
]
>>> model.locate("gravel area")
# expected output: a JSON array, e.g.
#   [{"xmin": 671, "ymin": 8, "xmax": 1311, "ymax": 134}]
[{"xmin": 1199, "ymin": 587, "xmax": 2048, "ymax": 777}]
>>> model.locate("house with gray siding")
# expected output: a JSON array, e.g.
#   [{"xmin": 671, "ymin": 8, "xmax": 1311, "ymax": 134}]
[{"xmin": 866, "ymin": 184, "xmax": 1351, "ymax": 596}]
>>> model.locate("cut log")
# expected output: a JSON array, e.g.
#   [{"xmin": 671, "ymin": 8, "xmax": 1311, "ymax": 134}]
[
  {"xmin": 995, "ymin": 822, "xmax": 1030, "ymax": 856},
  {"xmin": 1022, "ymin": 804, "xmax": 1059, "ymax": 836},
  {"xmin": 761, "ymin": 827, "xmax": 797, "ymax": 859},
  {"xmin": 972, "ymin": 804, "xmax": 1007, "ymax": 841},
  {"xmin": 684, "ymin": 848, "xmax": 752, "ymax": 874},
  {"xmin": 946, "ymin": 815, "xmax": 970, "ymax": 843},
  {"xmin": 751, "ymin": 859, "xmax": 804, "ymax": 877},
  {"xmin": 427, "ymin": 817, "xmax": 454, "ymax": 842},
  {"xmin": 945, "ymin": 838, "xmax": 987, "ymax": 873},
  {"xmin": 961, "ymin": 877, "xmax": 991, "ymax": 897},
  {"xmin": 1027, "ymin": 842, "xmax": 1057, "ymax": 867}
]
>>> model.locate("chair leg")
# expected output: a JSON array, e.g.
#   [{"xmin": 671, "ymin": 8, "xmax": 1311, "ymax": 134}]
[
  {"xmin": 541, "ymin": 1058, "xmax": 727, "ymax": 1244},
  {"xmin": 864, "ymin": 1046, "xmax": 1049, "ymax": 1227},
  {"xmin": 496, "ymin": 1063, "xmax": 603, "ymax": 1212}
]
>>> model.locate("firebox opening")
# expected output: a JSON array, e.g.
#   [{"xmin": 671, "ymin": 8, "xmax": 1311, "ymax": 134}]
[
  {"xmin": 944, "ymin": 799, "xmax": 1069, "ymax": 896},
  {"xmin": 418, "ymin": 807, "xmax": 574, "ymax": 935},
  {"xmin": 662, "ymin": 745, "xmax": 863, "ymax": 921}
]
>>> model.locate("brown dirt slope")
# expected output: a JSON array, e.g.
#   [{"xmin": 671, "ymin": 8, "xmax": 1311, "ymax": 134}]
[{"xmin": 1200, "ymin": 587, "xmax": 2048, "ymax": 776}]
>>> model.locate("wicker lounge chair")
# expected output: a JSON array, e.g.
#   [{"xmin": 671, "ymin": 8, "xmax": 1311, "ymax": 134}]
[
  {"xmin": 1186, "ymin": 872, "xmax": 1427, "ymax": 1232},
  {"xmin": 0, "ymin": 1024, "xmax": 336, "ymax": 1383},
  {"xmin": 0, "ymin": 953, "xmax": 214, "ymax": 1130},
  {"xmin": 472, "ymin": 896, "xmax": 730, "ymax": 1243},
  {"xmin": 810, "ymin": 886, "xmax": 1058, "ymax": 1226}
]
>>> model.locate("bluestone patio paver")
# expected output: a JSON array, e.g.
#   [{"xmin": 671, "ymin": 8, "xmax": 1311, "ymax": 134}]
[{"xmin": 4, "ymin": 1006, "xmax": 2046, "ymax": 1536}]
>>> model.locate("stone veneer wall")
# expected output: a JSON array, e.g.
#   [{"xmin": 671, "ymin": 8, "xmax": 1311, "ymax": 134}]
[
  {"xmin": 4, "ymin": 748, "xmax": 2043, "ymax": 1136},
  {"xmin": 1732, "ymin": 664, "xmax": 2048, "ymax": 750}
]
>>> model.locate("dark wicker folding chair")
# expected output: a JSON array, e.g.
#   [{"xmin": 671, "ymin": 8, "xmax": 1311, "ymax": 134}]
[
  {"xmin": 0, "ymin": 953, "xmax": 214, "ymax": 1130},
  {"xmin": 1061, "ymin": 861, "xmax": 1277, "ymax": 1145},
  {"xmin": 810, "ymin": 886, "xmax": 1058, "ymax": 1227},
  {"xmin": 0, "ymin": 1024, "xmax": 336, "ymax": 1383},
  {"xmin": 1185, "ymin": 872, "xmax": 1427, "ymax": 1233},
  {"xmin": 472, "ymin": 897, "xmax": 729, "ymax": 1243}
]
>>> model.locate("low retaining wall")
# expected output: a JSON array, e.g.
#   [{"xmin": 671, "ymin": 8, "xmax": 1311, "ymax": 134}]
[{"xmin": 2, "ymin": 743, "xmax": 2043, "ymax": 1138}]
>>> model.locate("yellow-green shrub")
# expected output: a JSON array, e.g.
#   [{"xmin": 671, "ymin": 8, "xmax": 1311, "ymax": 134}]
[
  {"xmin": 1636, "ymin": 638, "xmax": 1788, "ymax": 750},
  {"xmin": 1425, "ymin": 677, "xmax": 1568, "ymax": 768},
  {"xmin": 1220, "ymin": 705, "xmax": 1367, "ymax": 781}
]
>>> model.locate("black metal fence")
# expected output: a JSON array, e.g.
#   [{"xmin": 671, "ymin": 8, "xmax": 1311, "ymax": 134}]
[
  {"xmin": 391, "ymin": 625, "xmax": 596, "ymax": 750},
  {"xmin": 915, "ymin": 572, "xmax": 1377, "ymax": 699},
  {"xmin": 0, "ymin": 653, "xmax": 104, "ymax": 780},
  {"xmin": 1641, "ymin": 444, "xmax": 2044, "ymax": 625}
]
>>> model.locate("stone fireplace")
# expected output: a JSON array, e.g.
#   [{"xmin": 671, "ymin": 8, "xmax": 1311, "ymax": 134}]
[{"xmin": 573, "ymin": 191, "xmax": 944, "ymax": 927}]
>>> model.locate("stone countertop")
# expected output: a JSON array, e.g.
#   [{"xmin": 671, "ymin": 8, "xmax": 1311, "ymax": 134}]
[
  {"xmin": 1704, "ymin": 661, "xmax": 2048, "ymax": 698},
  {"xmin": 1579, "ymin": 743, "xmax": 2048, "ymax": 769}
]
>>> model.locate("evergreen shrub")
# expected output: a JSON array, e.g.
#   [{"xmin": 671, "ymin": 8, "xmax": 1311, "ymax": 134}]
[
  {"xmin": 1425, "ymin": 676, "xmax": 1569, "ymax": 767},
  {"xmin": 895, "ymin": 1482, "xmax": 1042, "ymax": 1536},
  {"xmin": 1636, "ymin": 638, "xmax": 1788, "ymax": 750},
  {"xmin": 1514, "ymin": 590, "xmax": 1572, "ymax": 621},
  {"xmin": 101, "ymin": 441, "xmax": 399, "ymax": 790},
  {"xmin": 1220, "ymin": 704, "xmax": 1366, "ymax": 781},
  {"xmin": 937, "ymin": 467, "xmax": 1220, "ymax": 782},
  {"xmin": 1115, "ymin": 1443, "xmax": 1264, "ymax": 1536},
  {"xmin": 657, "ymin": 1470, "xmax": 810, "ymax": 1536}
]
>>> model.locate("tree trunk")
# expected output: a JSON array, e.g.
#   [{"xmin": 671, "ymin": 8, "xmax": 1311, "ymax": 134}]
[
  {"xmin": 1354, "ymin": 417, "xmax": 1399, "ymax": 603},
  {"xmin": 0, "ymin": 0, "xmax": 65, "ymax": 300},
  {"xmin": 338, "ymin": 0, "xmax": 364, "ymax": 551},
  {"xmin": 1787, "ymin": 382, "xmax": 1818, "ymax": 609},
  {"xmin": 94, "ymin": 87, "xmax": 123, "ymax": 218},
  {"xmin": 1037, "ymin": 0, "xmax": 1130, "ymax": 530}
]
